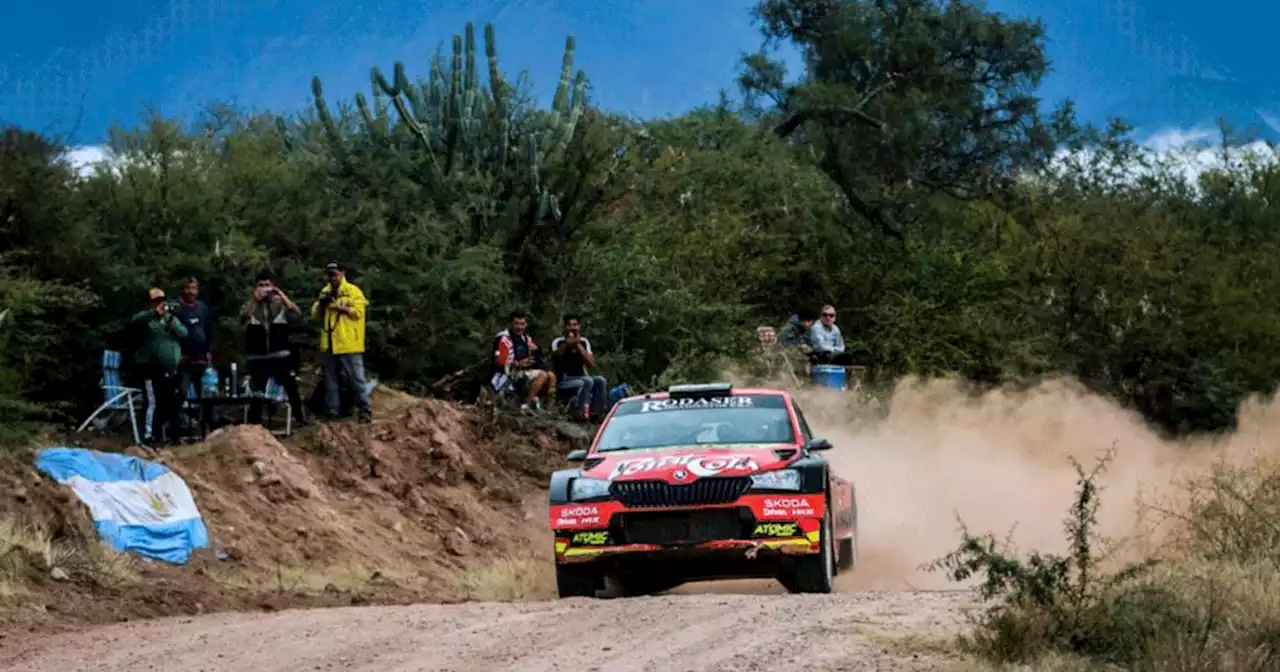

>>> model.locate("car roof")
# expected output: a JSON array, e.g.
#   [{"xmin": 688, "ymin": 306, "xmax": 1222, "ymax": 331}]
[{"xmin": 614, "ymin": 387, "xmax": 793, "ymax": 405}]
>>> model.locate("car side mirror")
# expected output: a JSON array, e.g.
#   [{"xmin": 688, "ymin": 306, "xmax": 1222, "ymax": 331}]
[
  {"xmin": 566, "ymin": 449, "xmax": 588, "ymax": 463},
  {"xmin": 805, "ymin": 438, "xmax": 833, "ymax": 452}
]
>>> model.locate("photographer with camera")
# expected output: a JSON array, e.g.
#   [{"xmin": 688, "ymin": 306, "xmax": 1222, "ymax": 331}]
[
  {"xmin": 310, "ymin": 262, "xmax": 372, "ymax": 423},
  {"xmin": 242, "ymin": 270, "xmax": 308, "ymax": 428},
  {"xmin": 130, "ymin": 287, "xmax": 189, "ymax": 447},
  {"xmin": 550, "ymin": 314, "xmax": 606, "ymax": 422}
]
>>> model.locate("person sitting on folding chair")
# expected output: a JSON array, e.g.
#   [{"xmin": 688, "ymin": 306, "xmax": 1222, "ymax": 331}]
[
  {"xmin": 550, "ymin": 314, "xmax": 606, "ymax": 422},
  {"xmin": 491, "ymin": 310, "xmax": 556, "ymax": 415},
  {"xmin": 807, "ymin": 305, "xmax": 856, "ymax": 366}
]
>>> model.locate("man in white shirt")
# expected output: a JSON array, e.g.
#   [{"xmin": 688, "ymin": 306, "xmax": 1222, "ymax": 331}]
[{"xmin": 807, "ymin": 304, "xmax": 855, "ymax": 366}]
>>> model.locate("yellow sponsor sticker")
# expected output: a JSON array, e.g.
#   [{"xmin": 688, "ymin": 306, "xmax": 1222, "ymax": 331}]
[
  {"xmin": 571, "ymin": 530, "xmax": 609, "ymax": 546},
  {"xmin": 753, "ymin": 522, "xmax": 799, "ymax": 538}
]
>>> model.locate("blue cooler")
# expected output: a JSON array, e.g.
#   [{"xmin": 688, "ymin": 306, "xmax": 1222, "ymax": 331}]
[
  {"xmin": 608, "ymin": 384, "xmax": 631, "ymax": 404},
  {"xmin": 811, "ymin": 364, "xmax": 847, "ymax": 391}
]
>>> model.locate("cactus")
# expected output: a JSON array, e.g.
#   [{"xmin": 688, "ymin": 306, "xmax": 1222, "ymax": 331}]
[
  {"xmin": 310, "ymin": 77, "xmax": 345, "ymax": 155},
  {"xmin": 308, "ymin": 22, "xmax": 588, "ymax": 221},
  {"xmin": 274, "ymin": 117, "xmax": 293, "ymax": 152}
]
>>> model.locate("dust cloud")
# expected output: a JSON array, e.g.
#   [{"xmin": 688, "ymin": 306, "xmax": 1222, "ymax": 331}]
[{"xmin": 780, "ymin": 376, "xmax": 1280, "ymax": 592}]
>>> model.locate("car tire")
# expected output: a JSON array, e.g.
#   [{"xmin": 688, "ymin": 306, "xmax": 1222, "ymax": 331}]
[
  {"xmin": 788, "ymin": 507, "xmax": 835, "ymax": 594},
  {"xmin": 555, "ymin": 562, "xmax": 599, "ymax": 598}
]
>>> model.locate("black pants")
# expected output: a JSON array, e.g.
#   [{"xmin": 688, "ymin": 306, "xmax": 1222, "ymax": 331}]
[
  {"xmin": 247, "ymin": 357, "xmax": 306, "ymax": 424},
  {"xmin": 140, "ymin": 364, "xmax": 181, "ymax": 445},
  {"xmin": 809, "ymin": 351, "xmax": 856, "ymax": 366}
]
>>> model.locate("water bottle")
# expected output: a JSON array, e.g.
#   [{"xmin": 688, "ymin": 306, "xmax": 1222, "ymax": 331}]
[
  {"xmin": 229, "ymin": 363, "xmax": 239, "ymax": 398},
  {"xmin": 201, "ymin": 366, "xmax": 219, "ymax": 399}
]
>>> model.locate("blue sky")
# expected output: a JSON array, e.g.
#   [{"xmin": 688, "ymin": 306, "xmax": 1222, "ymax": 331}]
[{"xmin": 1, "ymin": 0, "xmax": 1276, "ymax": 145}]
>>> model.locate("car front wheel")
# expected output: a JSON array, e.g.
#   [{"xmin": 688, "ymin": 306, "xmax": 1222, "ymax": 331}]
[{"xmin": 784, "ymin": 507, "xmax": 835, "ymax": 594}]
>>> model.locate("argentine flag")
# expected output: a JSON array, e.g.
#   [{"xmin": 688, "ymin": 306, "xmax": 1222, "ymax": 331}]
[{"xmin": 34, "ymin": 448, "xmax": 210, "ymax": 564}]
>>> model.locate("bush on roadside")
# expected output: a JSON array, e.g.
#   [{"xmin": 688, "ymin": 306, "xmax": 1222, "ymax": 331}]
[{"xmin": 930, "ymin": 448, "xmax": 1280, "ymax": 670}]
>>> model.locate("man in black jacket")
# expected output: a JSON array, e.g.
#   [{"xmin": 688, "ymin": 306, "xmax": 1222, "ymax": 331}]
[{"xmin": 242, "ymin": 270, "xmax": 308, "ymax": 427}]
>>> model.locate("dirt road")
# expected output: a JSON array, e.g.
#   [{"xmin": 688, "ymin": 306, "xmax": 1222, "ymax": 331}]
[{"xmin": 1, "ymin": 589, "xmax": 971, "ymax": 672}]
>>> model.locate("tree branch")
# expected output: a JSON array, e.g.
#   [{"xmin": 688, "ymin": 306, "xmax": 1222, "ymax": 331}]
[{"xmin": 775, "ymin": 105, "xmax": 889, "ymax": 139}]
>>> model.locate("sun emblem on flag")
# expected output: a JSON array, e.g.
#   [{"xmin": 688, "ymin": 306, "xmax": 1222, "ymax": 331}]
[{"xmin": 147, "ymin": 491, "xmax": 173, "ymax": 516}]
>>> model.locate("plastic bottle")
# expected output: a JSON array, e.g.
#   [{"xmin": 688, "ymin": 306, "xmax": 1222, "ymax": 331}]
[
  {"xmin": 229, "ymin": 363, "xmax": 239, "ymax": 397},
  {"xmin": 201, "ymin": 365, "xmax": 219, "ymax": 399}
]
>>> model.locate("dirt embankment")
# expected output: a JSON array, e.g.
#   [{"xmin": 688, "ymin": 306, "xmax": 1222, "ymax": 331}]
[{"xmin": 0, "ymin": 387, "xmax": 584, "ymax": 636}]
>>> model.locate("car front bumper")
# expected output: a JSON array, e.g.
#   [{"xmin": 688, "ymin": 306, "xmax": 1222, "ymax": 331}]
[{"xmin": 549, "ymin": 493, "xmax": 827, "ymax": 564}]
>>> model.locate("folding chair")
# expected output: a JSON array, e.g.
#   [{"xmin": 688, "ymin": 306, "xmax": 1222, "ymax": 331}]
[
  {"xmin": 755, "ymin": 326, "xmax": 802, "ymax": 387},
  {"xmin": 489, "ymin": 366, "xmax": 519, "ymax": 403},
  {"xmin": 76, "ymin": 350, "xmax": 142, "ymax": 444},
  {"xmin": 244, "ymin": 377, "xmax": 293, "ymax": 436}
]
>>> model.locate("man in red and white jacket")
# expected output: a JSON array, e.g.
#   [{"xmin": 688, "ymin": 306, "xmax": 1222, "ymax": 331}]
[{"xmin": 491, "ymin": 310, "xmax": 557, "ymax": 414}]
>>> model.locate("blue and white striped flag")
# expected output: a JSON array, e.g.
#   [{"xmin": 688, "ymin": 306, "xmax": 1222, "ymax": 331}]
[{"xmin": 34, "ymin": 448, "xmax": 210, "ymax": 564}]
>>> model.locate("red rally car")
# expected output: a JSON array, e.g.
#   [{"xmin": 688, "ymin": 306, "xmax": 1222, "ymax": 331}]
[{"xmin": 547, "ymin": 382, "xmax": 858, "ymax": 598}]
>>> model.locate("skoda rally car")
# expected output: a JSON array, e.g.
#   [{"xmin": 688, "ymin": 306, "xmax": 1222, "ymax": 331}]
[{"xmin": 547, "ymin": 383, "xmax": 857, "ymax": 598}]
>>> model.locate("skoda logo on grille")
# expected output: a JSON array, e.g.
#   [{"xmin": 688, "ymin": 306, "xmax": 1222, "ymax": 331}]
[{"xmin": 673, "ymin": 470, "xmax": 689, "ymax": 481}]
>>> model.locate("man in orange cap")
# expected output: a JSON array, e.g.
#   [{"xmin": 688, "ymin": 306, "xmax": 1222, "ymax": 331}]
[{"xmin": 130, "ymin": 287, "xmax": 189, "ymax": 447}]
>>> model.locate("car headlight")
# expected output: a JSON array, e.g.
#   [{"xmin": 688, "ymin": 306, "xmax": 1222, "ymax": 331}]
[
  {"xmin": 750, "ymin": 470, "xmax": 802, "ymax": 491},
  {"xmin": 569, "ymin": 477, "xmax": 612, "ymax": 501}
]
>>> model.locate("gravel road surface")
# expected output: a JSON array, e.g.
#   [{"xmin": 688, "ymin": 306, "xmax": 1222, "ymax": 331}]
[{"xmin": 0, "ymin": 589, "xmax": 972, "ymax": 672}]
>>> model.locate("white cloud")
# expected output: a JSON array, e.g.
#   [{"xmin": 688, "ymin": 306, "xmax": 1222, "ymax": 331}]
[
  {"xmin": 61, "ymin": 145, "xmax": 114, "ymax": 178},
  {"xmin": 1044, "ymin": 125, "xmax": 1279, "ymax": 193}
]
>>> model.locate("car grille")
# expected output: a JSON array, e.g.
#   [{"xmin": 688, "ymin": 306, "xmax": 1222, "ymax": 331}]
[
  {"xmin": 613, "ymin": 508, "xmax": 749, "ymax": 546},
  {"xmin": 609, "ymin": 477, "xmax": 752, "ymax": 508}
]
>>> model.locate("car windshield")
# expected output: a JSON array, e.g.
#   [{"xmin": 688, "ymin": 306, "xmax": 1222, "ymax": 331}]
[{"xmin": 595, "ymin": 394, "xmax": 795, "ymax": 452}]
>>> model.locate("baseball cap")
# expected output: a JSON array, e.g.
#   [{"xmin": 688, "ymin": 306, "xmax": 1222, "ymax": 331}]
[
  {"xmin": 325, "ymin": 261, "xmax": 344, "ymax": 272},
  {"xmin": 148, "ymin": 288, "xmax": 166, "ymax": 301}
]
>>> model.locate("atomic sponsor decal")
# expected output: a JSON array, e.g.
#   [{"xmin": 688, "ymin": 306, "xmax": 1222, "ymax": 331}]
[
  {"xmin": 571, "ymin": 530, "xmax": 609, "ymax": 546},
  {"xmin": 608, "ymin": 454, "xmax": 761, "ymax": 480},
  {"xmin": 639, "ymin": 396, "xmax": 754, "ymax": 412},
  {"xmin": 752, "ymin": 522, "xmax": 799, "ymax": 538}
]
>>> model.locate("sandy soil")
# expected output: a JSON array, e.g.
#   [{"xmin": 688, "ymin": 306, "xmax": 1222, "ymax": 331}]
[
  {"xmin": 12, "ymin": 375, "xmax": 1280, "ymax": 670},
  {"xmin": 0, "ymin": 590, "xmax": 972, "ymax": 672}
]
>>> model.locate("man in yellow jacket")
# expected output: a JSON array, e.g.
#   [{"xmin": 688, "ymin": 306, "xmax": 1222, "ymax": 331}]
[{"xmin": 311, "ymin": 262, "xmax": 373, "ymax": 423}]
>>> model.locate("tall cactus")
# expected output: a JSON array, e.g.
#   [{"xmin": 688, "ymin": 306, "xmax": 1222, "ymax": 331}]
[{"xmin": 310, "ymin": 22, "xmax": 588, "ymax": 221}]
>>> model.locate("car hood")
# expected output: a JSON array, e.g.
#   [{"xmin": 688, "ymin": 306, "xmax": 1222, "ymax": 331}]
[{"xmin": 582, "ymin": 444, "xmax": 797, "ymax": 484}]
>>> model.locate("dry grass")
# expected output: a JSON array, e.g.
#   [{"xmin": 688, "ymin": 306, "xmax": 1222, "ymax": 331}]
[
  {"xmin": 857, "ymin": 627, "xmax": 962, "ymax": 659},
  {"xmin": 932, "ymin": 450, "xmax": 1280, "ymax": 671},
  {"xmin": 952, "ymin": 653, "xmax": 1109, "ymax": 671},
  {"xmin": 0, "ymin": 514, "xmax": 138, "ymax": 598},
  {"xmin": 451, "ymin": 554, "xmax": 555, "ymax": 602}
]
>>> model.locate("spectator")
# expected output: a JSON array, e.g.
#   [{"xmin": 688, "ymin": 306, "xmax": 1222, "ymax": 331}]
[
  {"xmin": 807, "ymin": 304, "xmax": 855, "ymax": 365},
  {"xmin": 130, "ymin": 288, "xmax": 188, "ymax": 447},
  {"xmin": 550, "ymin": 314, "xmax": 606, "ymax": 422},
  {"xmin": 492, "ymin": 310, "xmax": 556, "ymax": 415},
  {"xmin": 242, "ymin": 270, "xmax": 309, "ymax": 428},
  {"xmin": 780, "ymin": 307, "xmax": 818, "ymax": 349},
  {"xmin": 310, "ymin": 262, "xmax": 373, "ymax": 423},
  {"xmin": 172, "ymin": 277, "xmax": 213, "ymax": 413}
]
